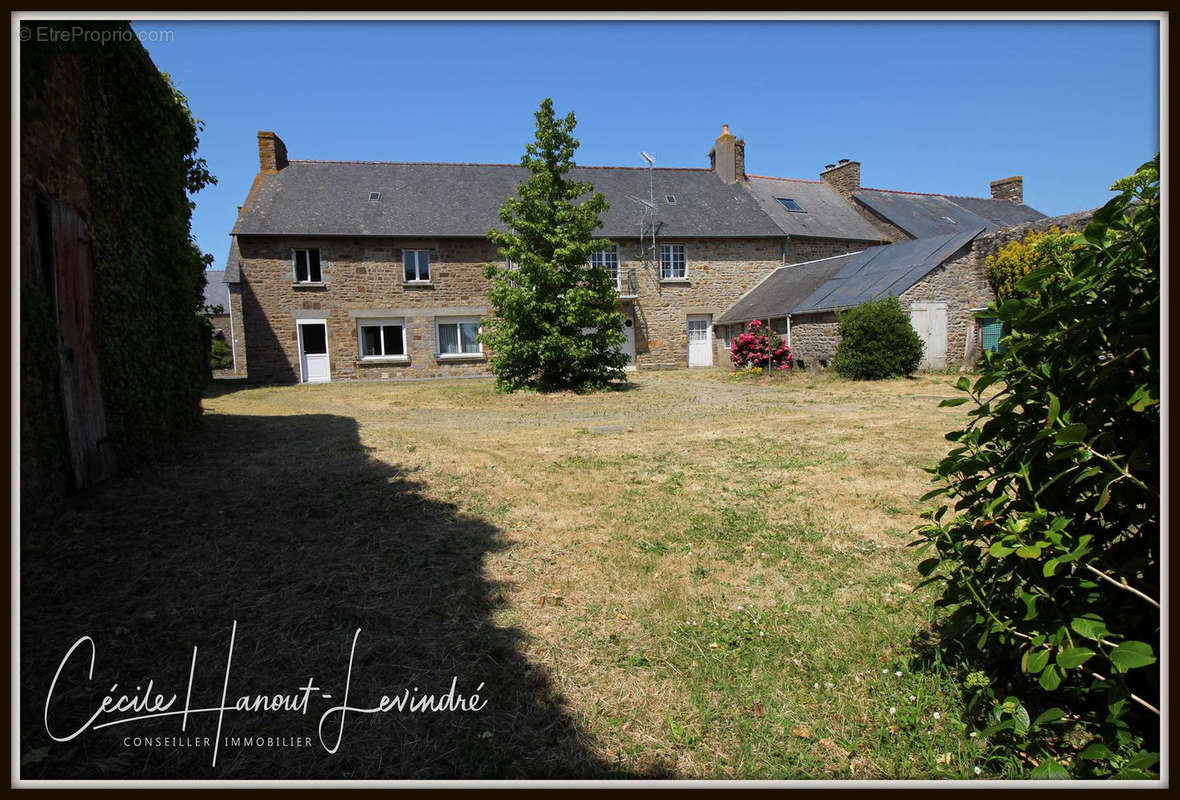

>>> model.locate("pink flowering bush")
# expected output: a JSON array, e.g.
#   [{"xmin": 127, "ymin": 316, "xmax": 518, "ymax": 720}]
[{"xmin": 729, "ymin": 319, "xmax": 793, "ymax": 371}]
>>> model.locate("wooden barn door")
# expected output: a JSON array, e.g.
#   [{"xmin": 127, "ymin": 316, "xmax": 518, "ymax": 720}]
[
  {"xmin": 47, "ymin": 199, "xmax": 117, "ymax": 489},
  {"xmin": 909, "ymin": 302, "xmax": 948, "ymax": 370}
]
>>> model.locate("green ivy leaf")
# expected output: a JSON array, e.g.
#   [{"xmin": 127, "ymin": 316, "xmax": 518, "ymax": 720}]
[
  {"xmin": 1038, "ymin": 664, "xmax": 1064, "ymax": 690},
  {"xmin": 1078, "ymin": 742, "xmax": 1113, "ymax": 761},
  {"xmin": 1069, "ymin": 615, "xmax": 1109, "ymax": 640},
  {"xmin": 1023, "ymin": 648, "xmax": 1050, "ymax": 674},
  {"xmin": 1029, "ymin": 761, "xmax": 1070, "ymax": 779},
  {"xmin": 1045, "ymin": 392, "xmax": 1061, "ymax": 428},
  {"xmin": 1055, "ymin": 647, "xmax": 1095, "ymax": 669},
  {"xmin": 1055, "ymin": 423, "xmax": 1089, "ymax": 444},
  {"xmin": 1032, "ymin": 707, "xmax": 1064, "ymax": 726},
  {"xmin": 1109, "ymin": 641, "xmax": 1156, "ymax": 672},
  {"xmin": 988, "ymin": 541, "xmax": 1015, "ymax": 558}
]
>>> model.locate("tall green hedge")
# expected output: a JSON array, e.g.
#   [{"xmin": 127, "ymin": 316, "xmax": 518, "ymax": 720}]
[
  {"xmin": 21, "ymin": 22, "xmax": 215, "ymax": 475},
  {"xmin": 913, "ymin": 157, "xmax": 1160, "ymax": 778}
]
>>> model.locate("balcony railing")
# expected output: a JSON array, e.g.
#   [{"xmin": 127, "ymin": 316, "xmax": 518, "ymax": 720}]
[{"xmin": 619, "ymin": 269, "xmax": 638, "ymax": 298}]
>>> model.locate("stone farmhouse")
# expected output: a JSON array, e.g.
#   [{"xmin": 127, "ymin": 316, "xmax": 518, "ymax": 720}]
[{"xmin": 222, "ymin": 125, "xmax": 1051, "ymax": 384}]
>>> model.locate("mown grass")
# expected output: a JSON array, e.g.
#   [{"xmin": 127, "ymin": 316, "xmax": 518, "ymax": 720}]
[{"xmin": 22, "ymin": 368, "xmax": 989, "ymax": 779}]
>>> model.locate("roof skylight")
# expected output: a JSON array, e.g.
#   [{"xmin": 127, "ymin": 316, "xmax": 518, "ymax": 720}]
[
  {"xmin": 776, "ymin": 197, "xmax": 805, "ymax": 213},
  {"xmin": 369, "ymin": 192, "xmax": 381, "ymax": 201}
]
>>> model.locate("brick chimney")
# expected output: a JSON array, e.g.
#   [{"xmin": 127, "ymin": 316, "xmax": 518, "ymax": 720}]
[
  {"xmin": 990, "ymin": 175, "xmax": 1023, "ymax": 204},
  {"xmin": 820, "ymin": 158, "xmax": 860, "ymax": 198},
  {"xmin": 257, "ymin": 131, "xmax": 288, "ymax": 173},
  {"xmin": 709, "ymin": 124, "xmax": 746, "ymax": 184}
]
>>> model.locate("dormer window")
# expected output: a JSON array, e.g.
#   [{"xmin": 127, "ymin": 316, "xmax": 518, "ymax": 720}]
[
  {"xmin": 776, "ymin": 198, "xmax": 806, "ymax": 213},
  {"xmin": 293, "ymin": 248, "xmax": 322, "ymax": 283}
]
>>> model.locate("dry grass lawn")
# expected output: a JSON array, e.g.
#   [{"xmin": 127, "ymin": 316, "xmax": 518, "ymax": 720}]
[{"xmin": 21, "ymin": 368, "xmax": 989, "ymax": 779}]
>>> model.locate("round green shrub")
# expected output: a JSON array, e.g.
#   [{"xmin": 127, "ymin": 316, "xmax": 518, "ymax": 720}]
[{"xmin": 832, "ymin": 297, "xmax": 924, "ymax": 380}]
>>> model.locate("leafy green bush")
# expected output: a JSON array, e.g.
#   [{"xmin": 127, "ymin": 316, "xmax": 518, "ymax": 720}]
[
  {"xmin": 985, "ymin": 227, "xmax": 1078, "ymax": 302},
  {"xmin": 913, "ymin": 157, "xmax": 1160, "ymax": 779},
  {"xmin": 832, "ymin": 297, "xmax": 924, "ymax": 380},
  {"xmin": 210, "ymin": 336, "xmax": 233, "ymax": 370}
]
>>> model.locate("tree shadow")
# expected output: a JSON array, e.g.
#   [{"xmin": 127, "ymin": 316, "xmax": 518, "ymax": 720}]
[{"xmin": 20, "ymin": 412, "xmax": 661, "ymax": 779}]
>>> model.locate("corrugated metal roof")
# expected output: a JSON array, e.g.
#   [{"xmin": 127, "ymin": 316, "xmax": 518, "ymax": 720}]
[
  {"xmin": 744, "ymin": 177, "xmax": 886, "ymax": 242},
  {"xmin": 716, "ymin": 253, "xmax": 860, "ymax": 325},
  {"xmin": 203, "ymin": 270, "xmax": 229, "ymax": 309},
  {"xmin": 792, "ymin": 227, "xmax": 984, "ymax": 314},
  {"xmin": 855, "ymin": 189, "xmax": 1046, "ymax": 238},
  {"xmin": 232, "ymin": 161, "xmax": 786, "ymax": 239}
]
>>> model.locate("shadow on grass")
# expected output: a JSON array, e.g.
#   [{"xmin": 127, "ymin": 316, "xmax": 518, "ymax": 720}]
[
  {"xmin": 20, "ymin": 412, "xmax": 656, "ymax": 779},
  {"xmin": 202, "ymin": 377, "xmax": 251, "ymax": 399}
]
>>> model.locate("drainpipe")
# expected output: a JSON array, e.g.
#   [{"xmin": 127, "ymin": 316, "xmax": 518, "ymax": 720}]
[
  {"xmin": 787, "ymin": 315, "xmax": 792, "ymax": 349},
  {"xmin": 226, "ymin": 286, "xmax": 239, "ymax": 373}
]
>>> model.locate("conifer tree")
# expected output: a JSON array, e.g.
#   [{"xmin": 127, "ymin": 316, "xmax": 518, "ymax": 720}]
[{"xmin": 481, "ymin": 99, "xmax": 627, "ymax": 392}]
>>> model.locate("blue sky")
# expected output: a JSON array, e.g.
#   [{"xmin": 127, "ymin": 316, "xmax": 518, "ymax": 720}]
[{"xmin": 131, "ymin": 19, "xmax": 1161, "ymax": 266}]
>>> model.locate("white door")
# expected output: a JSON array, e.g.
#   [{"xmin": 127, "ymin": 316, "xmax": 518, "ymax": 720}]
[
  {"xmin": 909, "ymin": 302, "xmax": 947, "ymax": 370},
  {"xmin": 622, "ymin": 315, "xmax": 636, "ymax": 367},
  {"xmin": 687, "ymin": 315, "xmax": 712, "ymax": 367},
  {"xmin": 297, "ymin": 320, "xmax": 331, "ymax": 383}
]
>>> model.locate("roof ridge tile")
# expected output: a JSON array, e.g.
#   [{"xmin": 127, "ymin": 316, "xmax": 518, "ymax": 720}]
[{"xmin": 287, "ymin": 158, "xmax": 709, "ymax": 172}]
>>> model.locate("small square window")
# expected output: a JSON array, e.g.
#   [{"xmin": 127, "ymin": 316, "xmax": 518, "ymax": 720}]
[
  {"xmin": 403, "ymin": 249, "xmax": 431, "ymax": 282},
  {"xmin": 665, "ymin": 194, "xmax": 677, "ymax": 205},
  {"xmin": 776, "ymin": 198, "xmax": 805, "ymax": 213},
  {"xmin": 369, "ymin": 192, "xmax": 381, "ymax": 201},
  {"xmin": 293, "ymin": 248, "xmax": 322, "ymax": 283}
]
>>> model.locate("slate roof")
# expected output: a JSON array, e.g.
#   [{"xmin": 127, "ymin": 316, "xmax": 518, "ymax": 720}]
[
  {"xmin": 715, "ymin": 253, "xmax": 861, "ymax": 325},
  {"xmin": 793, "ymin": 227, "xmax": 984, "ymax": 314},
  {"xmin": 232, "ymin": 161, "xmax": 788, "ymax": 240},
  {"xmin": 223, "ymin": 236, "xmax": 240, "ymax": 282},
  {"xmin": 855, "ymin": 189, "xmax": 1045, "ymax": 239},
  {"xmin": 744, "ymin": 177, "xmax": 886, "ymax": 242},
  {"xmin": 203, "ymin": 270, "xmax": 229, "ymax": 309}
]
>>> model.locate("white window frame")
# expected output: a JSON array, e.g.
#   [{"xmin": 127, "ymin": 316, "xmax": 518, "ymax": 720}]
[
  {"xmin": 659, "ymin": 243, "xmax": 687, "ymax": 281},
  {"xmin": 292, "ymin": 248, "xmax": 323, "ymax": 284},
  {"xmin": 356, "ymin": 318, "xmax": 408, "ymax": 362},
  {"xmin": 436, "ymin": 316, "xmax": 483, "ymax": 358},
  {"xmin": 403, "ymin": 249, "xmax": 432, "ymax": 283},
  {"xmin": 590, "ymin": 244, "xmax": 621, "ymax": 291}
]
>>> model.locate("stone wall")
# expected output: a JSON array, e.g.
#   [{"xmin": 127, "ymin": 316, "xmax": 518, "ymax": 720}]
[
  {"xmin": 850, "ymin": 199, "xmax": 912, "ymax": 242},
  {"xmin": 237, "ymin": 233, "xmax": 876, "ymax": 381},
  {"xmin": 972, "ymin": 209, "xmax": 1095, "ymax": 258},
  {"xmin": 238, "ymin": 235, "xmax": 499, "ymax": 383},
  {"xmin": 787, "ymin": 211, "xmax": 1097, "ymax": 372},
  {"xmin": 623, "ymin": 236, "xmax": 873, "ymax": 370},
  {"xmin": 226, "ymin": 283, "xmax": 248, "ymax": 375},
  {"xmin": 788, "ymin": 312, "xmax": 841, "ymax": 367},
  {"xmin": 898, "ymin": 242, "xmax": 994, "ymax": 367}
]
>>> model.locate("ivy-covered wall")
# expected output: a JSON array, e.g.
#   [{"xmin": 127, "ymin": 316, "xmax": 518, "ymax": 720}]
[{"xmin": 20, "ymin": 21, "xmax": 214, "ymax": 499}]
